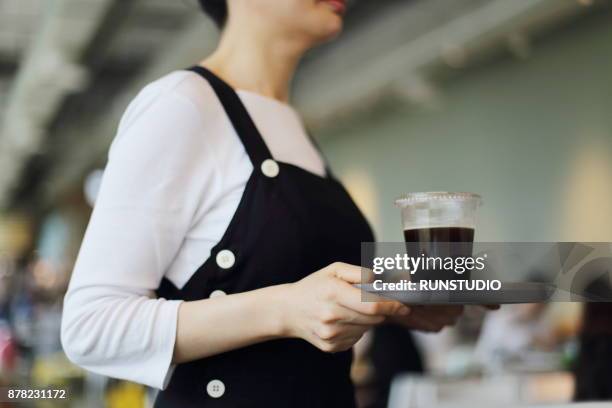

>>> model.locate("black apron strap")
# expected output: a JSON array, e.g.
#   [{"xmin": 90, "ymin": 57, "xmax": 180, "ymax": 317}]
[{"xmin": 187, "ymin": 65, "xmax": 273, "ymax": 166}]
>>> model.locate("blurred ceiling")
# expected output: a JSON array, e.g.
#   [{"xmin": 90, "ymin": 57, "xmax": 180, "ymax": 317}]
[{"xmin": 0, "ymin": 0, "xmax": 607, "ymax": 212}]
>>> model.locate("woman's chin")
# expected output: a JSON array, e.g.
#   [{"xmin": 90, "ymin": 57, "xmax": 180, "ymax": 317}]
[
  {"xmin": 293, "ymin": 10, "xmax": 344, "ymax": 47},
  {"xmin": 313, "ymin": 15, "xmax": 344, "ymax": 43}
]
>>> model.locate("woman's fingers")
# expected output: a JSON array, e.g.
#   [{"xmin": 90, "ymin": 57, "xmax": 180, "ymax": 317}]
[
  {"xmin": 328, "ymin": 262, "xmax": 373, "ymax": 284},
  {"xmin": 426, "ymin": 305, "xmax": 464, "ymax": 325},
  {"xmin": 313, "ymin": 322, "xmax": 370, "ymax": 353},
  {"xmin": 392, "ymin": 305, "xmax": 465, "ymax": 332},
  {"xmin": 323, "ymin": 304, "xmax": 386, "ymax": 325},
  {"xmin": 330, "ymin": 263, "xmax": 409, "ymax": 317},
  {"xmin": 332, "ymin": 278, "xmax": 409, "ymax": 317}
]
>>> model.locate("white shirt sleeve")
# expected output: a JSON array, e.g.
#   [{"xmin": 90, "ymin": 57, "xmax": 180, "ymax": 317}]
[{"xmin": 61, "ymin": 84, "xmax": 221, "ymax": 390}]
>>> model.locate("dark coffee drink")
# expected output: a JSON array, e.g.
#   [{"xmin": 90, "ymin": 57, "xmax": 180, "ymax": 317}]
[
  {"xmin": 404, "ymin": 227, "xmax": 474, "ymax": 244},
  {"xmin": 404, "ymin": 227, "xmax": 475, "ymax": 282}
]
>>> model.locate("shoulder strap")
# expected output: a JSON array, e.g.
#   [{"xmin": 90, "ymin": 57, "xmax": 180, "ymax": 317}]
[{"xmin": 187, "ymin": 65, "xmax": 273, "ymax": 166}]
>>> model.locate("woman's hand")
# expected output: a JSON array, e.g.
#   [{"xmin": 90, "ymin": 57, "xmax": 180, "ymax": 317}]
[
  {"xmin": 280, "ymin": 262, "xmax": 410, "ymax": 353},
  {"xmin": 389, "ymin": 304, "xmax": 500, "ymax": 332},
  {"xmin": 389, "ymin": 305, "xmax": 464, "ymax": 332}
]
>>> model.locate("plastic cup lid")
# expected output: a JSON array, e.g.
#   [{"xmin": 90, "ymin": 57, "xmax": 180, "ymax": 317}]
[{"xmin": 395, "ymin": 192, "xmax": 482, "ymax": 207}]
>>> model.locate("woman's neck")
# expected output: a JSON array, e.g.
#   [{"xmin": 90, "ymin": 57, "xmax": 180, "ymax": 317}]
[{"xmin": 201, "ymin": 23, "xmax": 307, "ymax": 103}]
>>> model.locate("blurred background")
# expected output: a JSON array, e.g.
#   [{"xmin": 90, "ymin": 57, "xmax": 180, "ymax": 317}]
[{"xmin": 0, "ymin": 0, "xmax": 611, "ymax": 407}]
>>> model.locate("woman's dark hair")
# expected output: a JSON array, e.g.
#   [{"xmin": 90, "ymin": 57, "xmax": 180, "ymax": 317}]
[{"xmin": 198, "ymin": 0, "xmax": 228, "ymax": 28}]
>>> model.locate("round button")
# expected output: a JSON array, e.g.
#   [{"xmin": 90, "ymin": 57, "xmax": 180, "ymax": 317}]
[
  {"xmin": 206, "ymin": 379, "xmax": 225, "ymax": 398},
  {"xmin": 216, "ymin": 250, "xmax": 235, "ymax": 269},
  {"xmin": 210, "ymin": 290, "xmax": 227, "ymax": 298},
  {"xmin": 261, "ymin": 159, "xmax": 280, "ymax": 178}
]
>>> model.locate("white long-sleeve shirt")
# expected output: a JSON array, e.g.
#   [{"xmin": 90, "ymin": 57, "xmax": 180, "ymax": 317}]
[{"xmin": 61, "ymin": 70, "xmax": 325, "ymax": 390}]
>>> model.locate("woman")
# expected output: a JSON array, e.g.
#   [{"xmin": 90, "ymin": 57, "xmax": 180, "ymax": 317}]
[{"xmin": 61, "ymin": 1, "xmax": 463, "ymax": 406}]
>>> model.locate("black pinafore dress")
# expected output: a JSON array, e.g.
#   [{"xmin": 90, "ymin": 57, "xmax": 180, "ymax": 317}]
[{"xmin": 154, "ymin": 66, "xmax": 374, "ymax": 408}]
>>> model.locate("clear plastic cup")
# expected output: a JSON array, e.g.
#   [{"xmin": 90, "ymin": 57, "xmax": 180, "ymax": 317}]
[
  {"xmin": 395, "ymin": 192, "xmax": 483, "ymax": 281},
  {"xmin": 395, "ymin": 192, "xmax": 482, "ymax": 237}
]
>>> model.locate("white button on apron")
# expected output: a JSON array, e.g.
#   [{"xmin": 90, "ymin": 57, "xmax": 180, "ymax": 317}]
[
  {"xmin": 206, "ymin": 379, "xmax": 225, "ymax": 398},
  {"xmin": 216, "ymin": 250, "xmax": 235, "ymax": 269},
  {"xmin": 261, "ymin": 159, "xmax": 280, "ymax": 178},
  {"xmin": 210, "ymin": 290, "xmax": 227, "ymax": 298}
]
